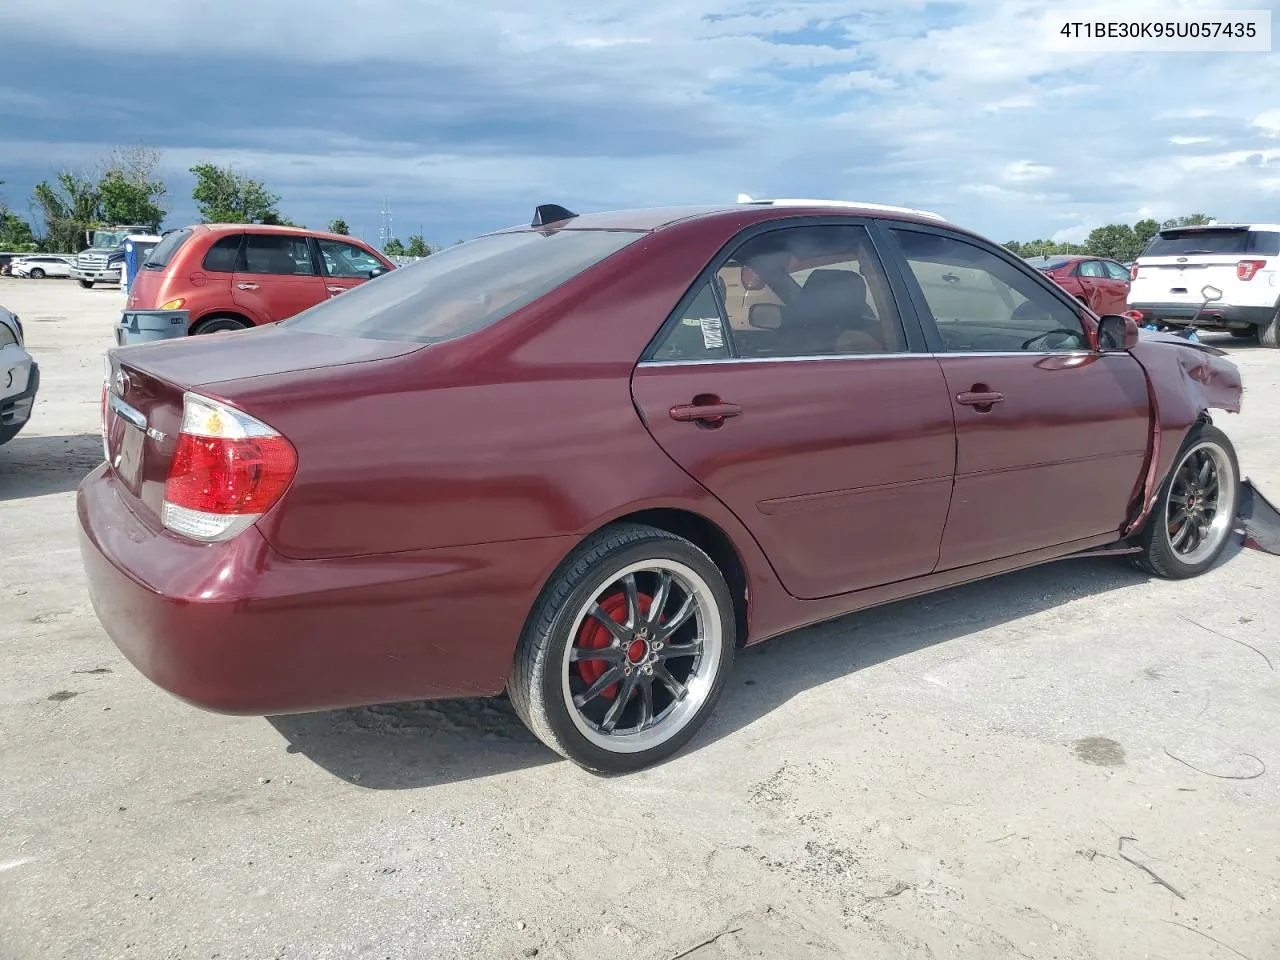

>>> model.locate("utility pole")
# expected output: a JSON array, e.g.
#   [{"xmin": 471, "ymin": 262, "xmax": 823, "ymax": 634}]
[{"xmin": 378, "ymin": 199, "xmax": 394, "ymax": 250}]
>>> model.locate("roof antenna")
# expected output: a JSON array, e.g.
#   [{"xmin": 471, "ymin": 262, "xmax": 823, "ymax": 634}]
[{"xmin": 532, "ymin": 204, "xmax": 577, "ymax": 227}]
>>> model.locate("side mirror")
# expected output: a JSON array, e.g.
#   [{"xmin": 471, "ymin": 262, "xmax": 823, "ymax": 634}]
[
  {"xmin": 368, "ymin": 265, "xmax": 390, "ymax": 279},
  {"xmin": 748, "ymin": 302, "xmax": 782, "ymax": 330},
  {"xmin": 740, "ymin": 266, "xmax": 765, "ymax": 291},
  {"xmin": 1097, "ymin": 314, "xmax": 1139, "ymax": 351},
  {"xmin": 1201, "ymin": 284, "xmax": 1223, "ymax": 302}
]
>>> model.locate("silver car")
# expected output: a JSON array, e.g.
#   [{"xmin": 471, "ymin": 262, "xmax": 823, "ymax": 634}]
[
  {"xmin": 12, "ymin": 255, "xmax": 74, "ymax": 279},
  {"xmin": 0, "ymin": 305, "xmax": 38, "ymax": 445}
]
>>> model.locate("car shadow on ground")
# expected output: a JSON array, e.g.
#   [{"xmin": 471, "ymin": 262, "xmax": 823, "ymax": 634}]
[
  {"xmin": 0, "ymin": 433, "xmax": 101, "ymax": 502},
  {"xmin": 268, "ymin": 553, "xmax": 1166, "ymax": 790}
]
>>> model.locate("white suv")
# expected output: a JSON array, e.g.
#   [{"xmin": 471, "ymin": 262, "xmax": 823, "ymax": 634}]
[{"xmin": 1127, "ymin": 223, "xmax": 1280, "ymax": 346}]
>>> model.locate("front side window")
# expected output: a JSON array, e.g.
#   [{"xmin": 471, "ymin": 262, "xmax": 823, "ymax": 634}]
[
  {"xmin": 317, "ymin": 238, "xmax": 384, "ymax": 278},
  {"xmin": 284, "ymin": 228, "xmax": 643, "ymax": 344},
  {"xmin": 1103, "ymin": 260, "xmax": 1131, "ymax": 281},
  {"xmin": 892, "ymin": 229, "xmax": 1087, "ymax": 353},
  {"xmin": 241, "ymin": 235, "xmax": 315, "ymax": 276},
  {"xmin": 715, "ymin": 224, "xmax": 907, "ymax": 359}
]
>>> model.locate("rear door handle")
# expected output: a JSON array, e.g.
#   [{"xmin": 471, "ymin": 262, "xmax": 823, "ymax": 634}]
[
  {"xmin": 327, "ymin": 286, "xmax": 345, "ymax": 295},
  {"xmin": 670, "ymin": 401, "xmax": 742, "ymax": 422},
  {"xmin": 237, "ymin": 282, "xmax": 259, "ymax": 290},
  {"xmin": 956, "ymin": 391, "xmax": 1005, "ymax": 407}
]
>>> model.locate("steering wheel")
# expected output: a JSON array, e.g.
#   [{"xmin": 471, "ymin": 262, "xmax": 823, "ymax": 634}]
[{"xmin": 1021, "ymin": 328, "xmax": 1084, "ymax": 351}]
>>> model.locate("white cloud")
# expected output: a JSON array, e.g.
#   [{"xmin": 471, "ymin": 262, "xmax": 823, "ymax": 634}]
[
  {"xmin": 1003, "ymin": 161, "xmax": 1053, "ymax": 181},
  {"xmin": 2, "ymin": 0, "xmax": 1278, "ymax": 242}
]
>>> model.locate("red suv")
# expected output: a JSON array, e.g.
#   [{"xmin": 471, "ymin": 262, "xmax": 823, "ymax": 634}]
[{"xmin": 121, "ymin": 224, "xmax": 394, "ymax": 338}]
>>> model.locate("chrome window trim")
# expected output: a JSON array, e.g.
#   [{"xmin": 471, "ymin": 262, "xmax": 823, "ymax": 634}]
[{"xmin": 636, "ymin": 349, "xmax": 1102, "ymax": 367}]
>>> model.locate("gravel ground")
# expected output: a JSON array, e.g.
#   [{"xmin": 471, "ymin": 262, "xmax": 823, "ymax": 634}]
[{"xmin": 2, "ymin": 276, "xmax": 1278, "ymax": 960}]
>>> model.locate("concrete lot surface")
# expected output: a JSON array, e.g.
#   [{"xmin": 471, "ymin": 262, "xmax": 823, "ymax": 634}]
[{"xmin": 2, "ymin": 276, "xmax": 1278, "ymax": 960}]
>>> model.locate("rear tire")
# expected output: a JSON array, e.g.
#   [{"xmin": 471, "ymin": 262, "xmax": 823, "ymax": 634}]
[
  {"xmin": 29, "ymin": 268, "xmax": 44, "ymax": 279},
  {"xmin": 0, "ymin": 422, "xmax": 25, "ymax": 446},
  {"xmin": 1134, "ymin": 423, "xmax": 1239, "ymax": 579},
  {"xmin": 1260, "ymin": 308, "xmax": 1279, "ymax": 348},
  {"xmin": 508, "ymin": 523, "xmax": 736, "ymax": 774},
  {"xmin": 191, "ymin": 316, "xmax": 249, "ymax": 335},
  {"xmin": 78, "ymin": 279, "xmax": 94, "ymax": 289}
]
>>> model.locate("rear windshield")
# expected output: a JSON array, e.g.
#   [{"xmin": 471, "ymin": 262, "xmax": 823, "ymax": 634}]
[
  {"xmin": 283, "ymin": 228, "xmax": 645, "ymax": 344},
  {"xmin": 143, "ymin": 229, "xmax": 192, "ymax": 269},
  {"xmin": 1141, "ymin": 228, "xmax": 1280, "ymax": 257}
]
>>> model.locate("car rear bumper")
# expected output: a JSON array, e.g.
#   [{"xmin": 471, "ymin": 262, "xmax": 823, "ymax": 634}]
[
  {"xmin": 76, "ymin": 463, "xmax": 574, "ymax": 715},
  {"xmin": 1127, "ymin": 302, "xmax": 1275, "ymax": 328},
  {"xmin": 1, "ymin": 361, "xmax": 39, "ymax": 432}
]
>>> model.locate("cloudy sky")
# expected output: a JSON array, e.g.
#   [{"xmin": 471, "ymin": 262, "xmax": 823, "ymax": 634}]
[{"xmin": 1, "ymin": 0, "xmax": 1277, "ymax": 247}]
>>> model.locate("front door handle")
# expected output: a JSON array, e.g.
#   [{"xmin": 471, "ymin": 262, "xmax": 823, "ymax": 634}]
[
  {"xmin": 956, "ymin": 389, "xmax": 1005, "ymax": 408},
  {"xmin": 670, "ymin": 400, "xmax": 742, "ymax": 423},
  {"xmin": 237, "ymin": 282, "xmax": 259, "ymax": 290}
]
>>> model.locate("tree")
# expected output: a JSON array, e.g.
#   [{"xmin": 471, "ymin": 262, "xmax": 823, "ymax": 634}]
[
  {"xmin": 0, "ymin": 181, "xmax": 37, "ymax": 252},
  {"xmin": 190, "ymin": 163, "xmax": 287, "ymax": 224},
  {"xmin": 405, "ymin": 234, "xmax": 430, "ymax": 257},
  {"xmin": 31, "ymin": 172, "xmax": 101, "ymax": 253},
  {"xmin": 1134, "ymin": 218, "xmax": 1160, "ymax": 244},
  {"xmin": 97, "ymin": 146, "xmax": 167, "ymax": 229},
  {"xmin": 1161, "ymin": 213, "xmax": 1213, "ymax": 229},
  {"xmin": 383, "ymin": 237, "xmax": 406, "ymax": 257},
  {"xmin": 329, "ymin": 218, "xmax": 350, "ymax": 235}
]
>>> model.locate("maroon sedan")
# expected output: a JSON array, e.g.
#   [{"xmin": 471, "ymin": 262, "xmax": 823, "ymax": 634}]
[
  {"xmin": 1024, "ymin": 254, "xmax": 1133, "ymax": 316},
  {"xmin": 79, "ymin": 200, "xmax": 1243, "ymax": 773}
]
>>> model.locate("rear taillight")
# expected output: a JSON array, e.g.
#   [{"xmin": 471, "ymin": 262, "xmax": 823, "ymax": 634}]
[
  {"xmin": 100, "ymin": 356, "xmax": 110, "ymax": 462},
  {"xmin": 1129, "ymin": 264, "xmax": 1139, "ymax": 280},
  {"xmin": 162, "ymin": 393, "xmax": 297, "ymax": 543},
  {"xmin": 1237, "ymin": 259, "xmax": 1266, "ymax": 281}
]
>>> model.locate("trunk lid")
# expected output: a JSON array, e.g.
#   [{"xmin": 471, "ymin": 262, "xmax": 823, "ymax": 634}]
[{"xmin": 103, "ymin": 327, "xmax": 422, "ymax": 525}]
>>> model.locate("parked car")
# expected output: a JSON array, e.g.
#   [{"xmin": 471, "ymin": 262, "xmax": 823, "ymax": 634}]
[
  {"xmin": 1127, "ymin": 222, "xmax": 1280, "ymax": 346},
  {"xmin": 0, "ymin": 304, "xmax": 38, "ymax": 445},
  {"xmin": 1023, "ymin": 254, "xmax": 1131, "ymax": 315},
  {"xmin": 11, "ymin": 255, "xmax": 74, "ymax": 280},
  {"xmin": 79, "ymin": 199, "xmax": 1243, "ymax": 773},
  {"xmin": 118, "ymin": 225, "xmax": 395, "ymax": 341}
]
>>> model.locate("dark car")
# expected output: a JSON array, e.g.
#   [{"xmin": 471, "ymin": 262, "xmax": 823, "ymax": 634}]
[
  {"xmin": 1024, "ymin": 254, "xmax": 1132, "ymax": 316},
  {"xmin": 79, "ymin": 200, "xmax": 1243, "ymax": 773}
]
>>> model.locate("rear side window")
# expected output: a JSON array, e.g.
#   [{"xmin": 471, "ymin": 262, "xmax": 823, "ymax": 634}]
[
  {"xmin": 202, "ymin": 234, "xmax": 243, "ymax": 273},
  {"xmin": 1142, "ymin": 229, "xmax": 1250, "ymax": 257},
  {"xmin": 242, "ymin": 234, "xmax": 316, "ymax": 276},
  {"xmin": 1251, "ymin": 231, "xmax": 1280, "ymax": 255},
  {"xmin": 284, "ymin": 229, "xmax": 644, "ymax": 344},
  {"xmin": 142, "ymin": 229, "xmax": 191, "ymax": 269}
]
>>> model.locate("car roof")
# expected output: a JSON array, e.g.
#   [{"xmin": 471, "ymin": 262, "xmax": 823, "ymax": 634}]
[
  {"xmin": 493, "ymin": 198, "xmax": 950, "ymax": 234},
  {"xmin": 192, "ymin": 223, "xmax": 367, "ymax": 245},
  {"xmin": 1157, "ymin": 222, "xmax": 1280, "ymax": 232}
]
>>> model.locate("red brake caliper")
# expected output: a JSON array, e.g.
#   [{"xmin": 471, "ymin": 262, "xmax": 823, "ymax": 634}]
[{"xmin": 575, "ymin": 591, "xmax": 652, "ymax": 699}]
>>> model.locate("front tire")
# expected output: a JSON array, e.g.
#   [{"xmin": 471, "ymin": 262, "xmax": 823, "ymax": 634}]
[
  {"xmin": 508, "ymin": 523, "xmax": 736, "ymax": 774},
  {"xmin": 1135, "ymin": 424, "xmax": 1239, "ymax": 579},
  {"xmin": 77, "ymin": 279, "xmax": 94, "ymax": 289}
]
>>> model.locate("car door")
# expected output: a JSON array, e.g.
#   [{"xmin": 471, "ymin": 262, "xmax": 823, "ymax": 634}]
[
  {"xmin": 1099, "ymin": 260, "xmax": 1133, "ymax": 314},
  {"xmin": 886, "ymin": 226, "xmax": 1151, "ymax": 570},
  {"xmin": 316, "ymin": 237, "xmax": 387, "ymax": 299},
  {"xmin": 631, "ymin": 221, "xmax": 957, "ymax": 600},
  {"xmin": 1074, "ymin": 258, "xmax": 1110, "ymax": 311},
  {"xmin": 232, "ymin": 233, "xmax": 327, "ymax": 323}
]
